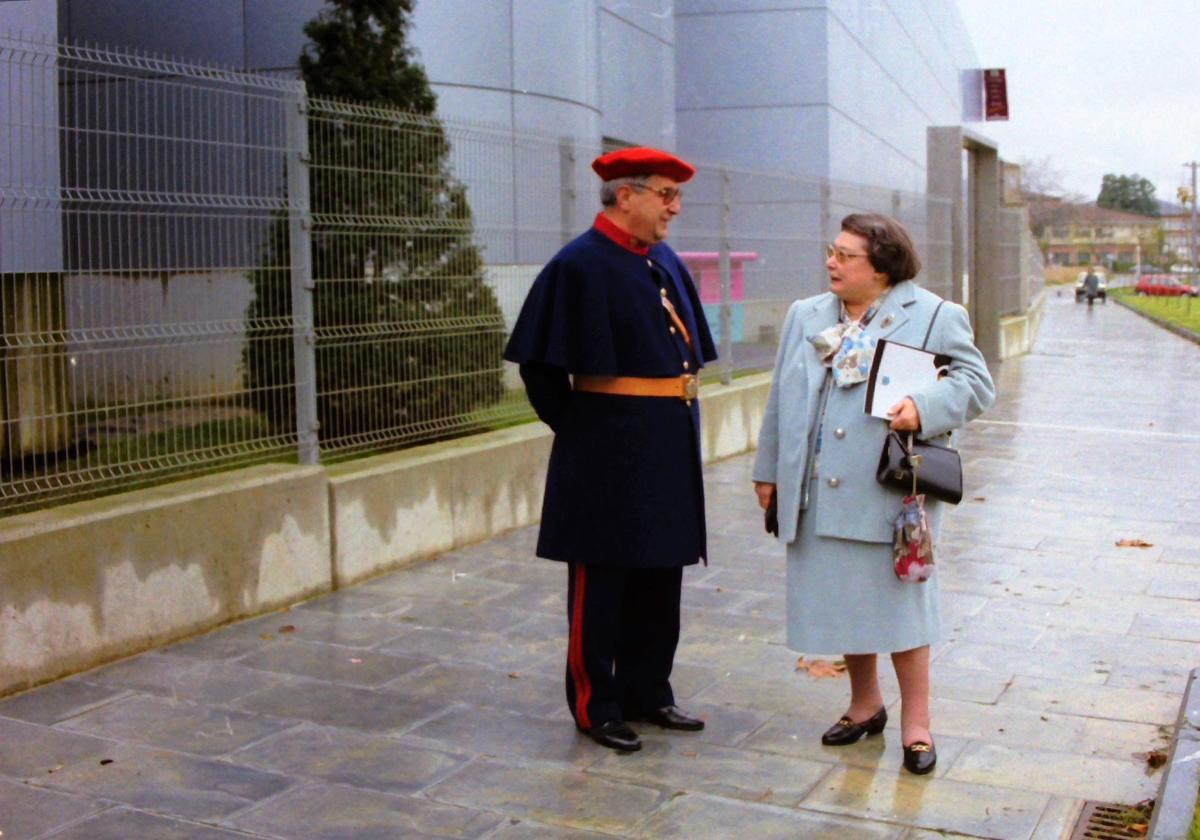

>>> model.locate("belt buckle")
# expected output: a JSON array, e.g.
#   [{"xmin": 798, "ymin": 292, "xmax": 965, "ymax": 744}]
[{"xmin": 681, "ymin": 374, "xmax": 698, "ymax": 400}]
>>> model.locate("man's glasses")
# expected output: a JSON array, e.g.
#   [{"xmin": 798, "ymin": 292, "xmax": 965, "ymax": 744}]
[
  {"xmin": 826, "ymin": 243, "xmax": 869, "ymax": 264},
  {"xmin": 628, "ymin": 183, "xmax": 682, "ymax": 205}
]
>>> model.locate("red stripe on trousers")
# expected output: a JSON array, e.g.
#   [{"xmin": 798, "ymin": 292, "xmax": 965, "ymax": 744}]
[{"xmin": 569, "ymin": 564, "xmax": 592, "ymax": 729}]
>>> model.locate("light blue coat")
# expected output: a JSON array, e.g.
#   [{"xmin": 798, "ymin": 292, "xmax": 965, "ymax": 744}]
[{"xmin": 753, "ymin": 280, "xmax": 995, "ymax": 544}]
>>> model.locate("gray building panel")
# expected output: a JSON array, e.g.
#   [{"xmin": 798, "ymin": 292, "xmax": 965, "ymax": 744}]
[
  {"xmin": 598, "ymin": 3, "xmax": 674, "ymax": 147},
  {"xmin": 600, "ymin": 0, "xmax": 673, "ymax": 44},
  {"xmin": 60, "ymin": 0, "xmax": 246, "ymax": 65},
  {"xmin": 675, "ymin": 7, "xmax": 827, "ymax": 110},
  {"xmin": 244, "ymin": 0, "xmax": 325, "ymax": 73},
  {"xmin": 676, "ymin": 106, "xmax": 829, "ymax": 178}
]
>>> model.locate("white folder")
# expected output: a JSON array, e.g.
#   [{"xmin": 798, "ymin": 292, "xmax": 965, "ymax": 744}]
[{"xmin": 863, "ymin": 339, "xmax": 951, "ymax": 420}]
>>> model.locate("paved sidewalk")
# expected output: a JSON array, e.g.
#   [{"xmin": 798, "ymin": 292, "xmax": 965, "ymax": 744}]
[{"xmin": 2, "ymin": 292, "xmax": 1198, "ymax": 839}]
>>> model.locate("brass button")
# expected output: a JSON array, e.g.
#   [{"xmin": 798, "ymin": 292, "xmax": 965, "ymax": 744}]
[
  {"xmin": 827, "ymin": 477, "xmax": 840, "ymax": 488},
  {"xmin": 834, "ymin": 428, "xmax": 846, "ymax": 439},
  {"xmin": 670, "ymin": 326, "xmax": 677, "ymax": 334},
  {"xmin": 660, "ymin": 288, "xmax": 668, "ymax": 297},
  {"xmin": 682, "ymin": 361, "xmax": 690, "ymax": 370}
]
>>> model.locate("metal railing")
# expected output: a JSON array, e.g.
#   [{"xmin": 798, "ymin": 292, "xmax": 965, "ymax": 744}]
[{"xmin": 1, "ymin": 34, "xmax": 958, "ymax": 514}]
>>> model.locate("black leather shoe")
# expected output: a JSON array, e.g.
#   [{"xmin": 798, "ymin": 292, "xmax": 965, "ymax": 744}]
[
  {"xmin": 643, "ymin": 705, "xmax": 705, "ymax": 731},
  {"xmin": 584, "ymin": 720, "xmax": 642, "ymax": 752},
  {"xmin": 902, "ymin": 741, "xmax": 936, "ymax": 775},
  {"xmin": 820, "ymin": 706, "xmax": 888, "ymax": 746}
]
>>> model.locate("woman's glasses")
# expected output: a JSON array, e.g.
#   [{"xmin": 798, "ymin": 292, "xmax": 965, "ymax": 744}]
[{"xmin": 826, "ymin": 243, "xmax": 869, "ymax": 264}]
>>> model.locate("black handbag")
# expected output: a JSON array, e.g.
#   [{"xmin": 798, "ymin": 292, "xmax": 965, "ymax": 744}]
[
  {"xmin": 876, "ymin": 431, "xmax": 963, "ymax": 504},
  {"xmin": 764, "ymin": 489, "xmax": 778, "ymax": 536},
  {"xmin": 874, "ymin": 301, "xmax": 963, "ymax": 505}
]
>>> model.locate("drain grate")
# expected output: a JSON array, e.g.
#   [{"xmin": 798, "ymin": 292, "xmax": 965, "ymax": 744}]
[{"xmin": 1070, "ymin": 800, "xmax": 1154, "ymax": 840}]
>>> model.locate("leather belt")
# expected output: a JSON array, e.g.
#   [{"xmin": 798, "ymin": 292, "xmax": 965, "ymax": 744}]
[{"xmin": 574, "ymin": 374, "xmax": 699, "ymax": 401}]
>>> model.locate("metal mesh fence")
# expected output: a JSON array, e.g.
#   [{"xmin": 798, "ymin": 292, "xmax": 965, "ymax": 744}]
[{"xmin": 1, "ymin": 34, "xmax": 961, "ymax": 515}]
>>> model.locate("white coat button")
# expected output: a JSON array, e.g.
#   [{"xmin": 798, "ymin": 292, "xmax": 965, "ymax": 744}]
[
  {"xmin": 660, "ymin": 288, "xmax": 668, "ymax": 297},
  {"xmin": 647, "ymin": 259, "xmax": 653, "ymax": 267},
  {"xmin": 682, "ymin": 361, "xmax": 690, "ymax": 370},
  {"xmin": 827, "ymin": 477, "xmax": 841, "ymax": 488},
  {"xmin": 834, "ymin": 428, "xmax": 846, "ymax": 439},
  {"xmin": 670, "ymin": 326, "xmax": 677, "ymax": 334}
]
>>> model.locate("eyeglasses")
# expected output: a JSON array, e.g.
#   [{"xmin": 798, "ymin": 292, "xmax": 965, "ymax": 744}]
[
  {"xmin": 628, "ymin": 182, "xmax": 683, "ymax": 205},
  {"xmin": 826, "ymin": 243, "xmax": 869, "ymax": 264}
]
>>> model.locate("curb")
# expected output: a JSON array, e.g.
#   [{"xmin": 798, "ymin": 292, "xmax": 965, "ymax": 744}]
[
  {"xmin": 1148, "ymin": 667, "xmax": 1200, "ymax": 839},
  {"xmin": 1111, "ymin": 295, "xmax": 1200, "ymax": 346}
]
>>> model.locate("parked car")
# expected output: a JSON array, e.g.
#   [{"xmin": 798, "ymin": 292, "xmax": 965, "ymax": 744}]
[
  {"xmin": 1074, "ymin": 270, "xmax": 1107, "ymax": 302},
  {"xmin": 1134, "ymin": 274, "xmax": 1200, "ymax": 297}
]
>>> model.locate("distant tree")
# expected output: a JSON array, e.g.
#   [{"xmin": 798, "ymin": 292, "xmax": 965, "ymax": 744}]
[
  {"xmin": 245, "ymin": 0, "xmax": 504, "ymax": 447},
  {"xmin": 1096, "ymin": 173, "xmax": 1160, "ymax": 217}
]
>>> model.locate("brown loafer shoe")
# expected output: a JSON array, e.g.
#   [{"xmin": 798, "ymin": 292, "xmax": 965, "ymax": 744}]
[
  {"xmin": 820, "ymin": 706, "xmax": 888, "ymax": 746},
  {"xmin": 902, "ymin": 740, "xmax": 936, "ymax": 775},
  {"xmin": 643, "ymin": 705, "xmax": 705, "ymax": 731},
  {"xmin": 584, "ymin": 720, "xmax": 642, "ymax": 752}
]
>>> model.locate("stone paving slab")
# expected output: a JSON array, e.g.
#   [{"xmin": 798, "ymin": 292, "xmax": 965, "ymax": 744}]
[{"xmin": 1, "ymin": 295, "xmax": 1198, "ymax": 839}]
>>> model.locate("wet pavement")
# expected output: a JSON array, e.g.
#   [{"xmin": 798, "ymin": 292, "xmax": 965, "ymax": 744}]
[{"xmin": 2, "ymin": 291, "xmax": 1198, "ymax": 839}]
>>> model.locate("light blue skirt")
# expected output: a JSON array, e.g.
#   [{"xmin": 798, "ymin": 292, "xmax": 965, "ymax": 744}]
[{"xmin": 785, "ymin": 478, "xmax": 941, "ymax": 655}]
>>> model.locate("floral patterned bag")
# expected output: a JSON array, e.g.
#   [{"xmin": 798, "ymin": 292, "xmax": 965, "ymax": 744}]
[{"xmin": 892, "ymin": 494, "xmax": 934, "ymax": 583}]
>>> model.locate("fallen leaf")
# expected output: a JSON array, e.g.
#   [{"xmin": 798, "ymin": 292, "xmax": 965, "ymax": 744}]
[
  {"xmin": 715, "ymin": 587, "xmax": 725, "ymax": 593},
  {"xmin": 348, "ymin": 658, "xmax": 363, "ymax": 665},
  {"xmin": 1128, "ymin": 824, "xmax": 1148, "ymax": 836},
  {"xmin": 1115, "ymin": 539, "xmax": 1154, "ymax": 548},
  {"xmin": 99, "ymin": 759, "xmax": 114, "ymax": 766},
  {"xmin": 681, "ymin": 750, "xmax": 698, "ymax": 757},
  {"xmin": 1040, "ymin": 716, "xmax": 1048, "ymax": 721},
  {"xmin": 754, "ymin": 787, "xmax": 774, "ymax": 802},
  {"xmin": 973, "ymin": 496, "xmax": 986, "ymax": 502},
  {"xmin": 1146, "ymin": 750, "xmax": 1167, "ymax": 769},
  {"xmin": 279, "ymin": 625, "xmax": 296, "ymax": 634},
  {"xmin": 259, "ymin": 633, "xmax": 274, "ymax": 641},
  {"xmin": 47, "ymin": 763, "xmax": 64, "ymax": 774},
  {"xmin": 795, "ymin": 657, "xmax": 847, "ymax": 678},
  {"xmin": 508, "ymin": 672, "xmax": 521, "ymax": 679}
]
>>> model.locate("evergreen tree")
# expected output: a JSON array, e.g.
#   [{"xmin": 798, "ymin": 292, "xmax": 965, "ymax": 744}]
[
  {"xmin": 1097, "ymin": 173, "xmax": 1160, "ymax": 217},
  {"xmin": 245, "ymin": 0, "xmax": 504, "ymax": 448}
]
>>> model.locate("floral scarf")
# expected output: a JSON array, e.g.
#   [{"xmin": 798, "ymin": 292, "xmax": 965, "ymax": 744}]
[{"xmin": 809, "ymin": 295, "xmax": 887, "ymax": 388}]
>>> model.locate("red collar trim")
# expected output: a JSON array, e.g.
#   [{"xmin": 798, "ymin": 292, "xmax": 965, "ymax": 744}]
[{"xmin": 593, "ymin": 213, "xmax": 651, "ymax": 256}]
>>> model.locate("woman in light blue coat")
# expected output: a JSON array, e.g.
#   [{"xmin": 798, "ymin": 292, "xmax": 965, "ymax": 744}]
[{"xmin": 753, "ymin": 213, "xmax": 994, "ymax": 775}]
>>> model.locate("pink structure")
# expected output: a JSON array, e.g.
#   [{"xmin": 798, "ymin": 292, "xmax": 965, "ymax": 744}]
[{"xmin": 678, "ymin": 251, "xmax": 758, "ymax": 343}]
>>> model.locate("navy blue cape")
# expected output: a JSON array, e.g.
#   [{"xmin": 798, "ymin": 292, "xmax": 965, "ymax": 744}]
[{"xmin": 504, "ymin": 228, "xmax": 717, "ymax": 568}]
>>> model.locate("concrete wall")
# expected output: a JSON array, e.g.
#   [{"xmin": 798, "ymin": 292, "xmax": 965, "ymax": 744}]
[
  {"xmin": 0, "ymin": 463, "xmax": 331, "ymax": 696},
  {"xmin": 0, "ymin": 375, "xmax": 771, "ymax": 697}
]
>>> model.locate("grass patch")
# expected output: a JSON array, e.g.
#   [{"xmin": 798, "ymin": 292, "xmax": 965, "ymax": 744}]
[
  {"xmin": 1191, "ymin": 796, "xmax": 1200, "ymax": 840},
  {"xmin": 1112, "ymin": 287, "xmax": 1200, "ymax": 335}
]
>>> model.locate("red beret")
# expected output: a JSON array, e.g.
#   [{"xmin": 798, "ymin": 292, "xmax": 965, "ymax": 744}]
[{"xmin": 591, "ymin": 147, "xmax": 696, "ymax": 183}]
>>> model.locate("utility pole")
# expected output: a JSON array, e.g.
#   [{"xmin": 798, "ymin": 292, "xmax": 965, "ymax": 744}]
[{"xmin": 1186, "ymin": 161, "xmax": 1200, "ymax": 271}]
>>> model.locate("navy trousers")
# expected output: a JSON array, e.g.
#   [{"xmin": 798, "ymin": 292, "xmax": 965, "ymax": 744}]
[{"xmin": 565, "ymin": 562, "xmax": 682, "ymax": 729}]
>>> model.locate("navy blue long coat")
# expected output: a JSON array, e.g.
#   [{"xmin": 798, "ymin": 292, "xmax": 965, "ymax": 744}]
[{"xmin": 504, "ymin": 226, "xmax": 718, "ymax": 568}]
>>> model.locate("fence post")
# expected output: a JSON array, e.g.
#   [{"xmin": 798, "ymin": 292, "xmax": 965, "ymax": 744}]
[
  {"xmin": 718, "ymin": 169, "xmax": 733, "ymax": 385},
  {"xmin": 287, "ymin": 92, "xmax": 319, "ymax": 465},
  {"xmin": 559, "ymin": 137, "xmax": 578, "ymax": 247}
]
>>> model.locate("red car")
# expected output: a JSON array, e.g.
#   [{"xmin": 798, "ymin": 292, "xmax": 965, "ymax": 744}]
[{"xmin": 1134, "ymin": 274, "xmax": 1200, "ymax": 297}]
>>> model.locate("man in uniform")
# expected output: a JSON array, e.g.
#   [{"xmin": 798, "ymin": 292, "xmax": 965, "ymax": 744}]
[{"xmin": 504, "ymin": 147, "xmax": 717, "ymax": 752}]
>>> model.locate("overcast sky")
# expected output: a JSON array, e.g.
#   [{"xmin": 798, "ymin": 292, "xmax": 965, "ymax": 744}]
[{"xmin": 954, "ymin": 0, "xmax": 1200, "ymax": 204}]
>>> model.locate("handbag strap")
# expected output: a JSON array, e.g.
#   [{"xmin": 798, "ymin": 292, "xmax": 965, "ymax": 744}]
[{"xmin": 920, "ymin": 300, "xmax": 945, "ymax": 351}]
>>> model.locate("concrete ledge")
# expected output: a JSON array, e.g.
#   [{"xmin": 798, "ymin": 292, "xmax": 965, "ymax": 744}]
[
  {"xmin": 1149, "ymin": 667, "xmax": 1200, "ymax": 840},
  {"xmin": 701, "ymin": 372, "xmax": 771, "ymax": 462},
  {"xmin": 0, "ymin": 374, "xmax": 773, "ymax": 696},
  {"xmin": 326, "ymin": 424, "xmax": 552, "ymax": 587},
  {"xmin": 326, "ymin": 374, "xmax": 773, "ymax": 586},
  {"xmin": 0, "ymin": 463, "xmax": 331, "ymax": 697},
  {"xmin": 998, "ymin": 290, "xmax": 1047, "ymax": 359}
]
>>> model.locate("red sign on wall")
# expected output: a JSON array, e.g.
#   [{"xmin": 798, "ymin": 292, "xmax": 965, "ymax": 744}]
[{"xmin": 984, "ymin": 68, "xmax": 1008, "ymax": 121}]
